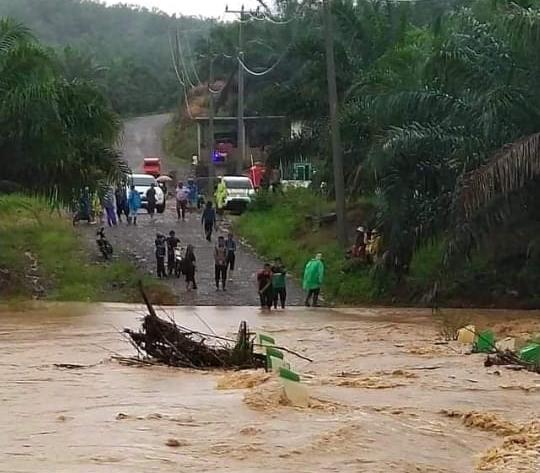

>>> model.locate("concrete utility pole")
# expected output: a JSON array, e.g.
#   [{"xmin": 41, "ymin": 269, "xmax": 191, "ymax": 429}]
[
  {"xmin": 225, "ymin": 4, "xmax": 250, "ymax": 174},
  {"xmin": 323, "ymin": 0, "xmax": 347, "ymax": 247},
  {"xmin": 207, "ymin": 57, "xmax": 215, "ymax": 192}
]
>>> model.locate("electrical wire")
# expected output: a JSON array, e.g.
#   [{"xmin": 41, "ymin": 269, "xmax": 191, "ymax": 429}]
[
  {"xmin": 247, "ymin": 11, "xmax": 296, "ymax": 25},
  {"xmin": 176, "ymin": 27, "xmax": 197, "ymax": 89},
  {"xmin": 169, "ymin": 29, "xmax": 194, "ymax": 119},
  {"xmin": 168, "ymin": 31, "xmax": 185, "ymax": 87},
  {"xmin": 237, "ymin": 48, "xmax": 288, "ymax": 76},
  {"xmin": 182, "ymin": 31, "xmax": 203, "ymax": 85}
]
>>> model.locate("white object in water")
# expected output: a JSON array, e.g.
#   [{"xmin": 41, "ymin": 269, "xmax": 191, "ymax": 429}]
[
  {"xmin": 457, "ymin": 325, "xmax": 476, "ymax": 344},
  {"xmin": 280, "ymin": 368, "xmax": 309, "ymax": 408},
  {"xmin": 496, "ymin": 337, "xmax": 516, "ymax": 351}
]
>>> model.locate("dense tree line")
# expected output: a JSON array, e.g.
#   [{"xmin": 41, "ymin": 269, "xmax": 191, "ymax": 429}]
[
  {"xmin": 195, "ymin": 0, "xmax": 540, "ymax": 300},
  {"xmin": 0, "ymin": 19, "xmax": 126, "ymax": 204},
  {"xmin": 0, "ymin": 0, "xmax": 211, "ymax": 115}
]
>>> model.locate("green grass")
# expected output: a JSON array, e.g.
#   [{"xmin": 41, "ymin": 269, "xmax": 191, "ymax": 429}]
[
  {"xmin": 0, "ymin": 194, "xmax": 170, "ymax": 303},
  {"xmin": 235, "ymin": 189, "xmax": 380, "ymax": 304}
]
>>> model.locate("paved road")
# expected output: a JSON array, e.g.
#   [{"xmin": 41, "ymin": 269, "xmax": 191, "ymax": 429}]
[
  {"xmin": 82, "ymin": 115, "xmax": 304, "ymax": 306},
  {"xmin": 121, "ymin": 113, "xmax": 172, "ymax": 172}
]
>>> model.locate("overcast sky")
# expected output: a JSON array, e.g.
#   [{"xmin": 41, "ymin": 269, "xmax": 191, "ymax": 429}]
[{"xmin": 103, "ymin": 0, "xmax": 262, "ymax": 18}]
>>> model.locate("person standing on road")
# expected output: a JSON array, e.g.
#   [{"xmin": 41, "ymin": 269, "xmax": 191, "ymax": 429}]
[
  {"xmin": 127, "ymin": 184, "xmax": 141, "ymax": 225},
  {"xmin": 215, "ymin": 179, "xmax": 227, "ymax": 214},
  {"xmin": 166, "ymin": 230, "xmax": 180, "ymax": 276},
  {"xmin": 270, "ymin": 166, "xmax": 282, "ymax": 194},
  {"xmin": 225, "ymin": 232, "xmax": 237, "ymax": 278},
  {"xmin": 201, "ymin": 201, "xmax": 216, "ymax": 242},
  {"xmin": 103, "ymin": 186, "xmax": 117, "ymax": 227},
  {"xmin": 187, "ymin": 178, "xmax": 198, "ymax": 211},
  {"xmin": 155, "ymin": 233, "xmax": 167, "ymax": 278},
  {"xmin": 176, "ymin": 182, "xmax": 189, "ymax": 221},
  {"xmin": 183, "ymin": 244, "xmax": 197, "ymax": 291},
  {"xmin": 257, "ymin": 263, "xmax": 274, "ymax": 310},
  {"xmin": 214, "ymin": 236, "xmax": 228, "ymax": 291},
  {"xmin": 303, "ymin": 253, "xmax": 325, "ymax": 307},
  {"xmin": 271, "ymin": 257, "xmax": 287, "ymax": 309},
  {"xmin": 146, "ymin": 183, "xmax": 157, "ymax": 219},
  {"xmin": 115, "ymin": 185, "xmax": 128, "ymax": 223}
]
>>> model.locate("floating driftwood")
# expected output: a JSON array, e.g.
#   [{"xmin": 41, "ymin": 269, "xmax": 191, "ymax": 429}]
[{"xmin": 124, "ymin": 285, "xmax": 266, "ymax": 370}]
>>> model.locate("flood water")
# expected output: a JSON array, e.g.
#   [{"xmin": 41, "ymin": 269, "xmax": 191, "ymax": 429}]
[{"xmin": 1, "ymin": 303, "xmax": 539, "ymax": 472}]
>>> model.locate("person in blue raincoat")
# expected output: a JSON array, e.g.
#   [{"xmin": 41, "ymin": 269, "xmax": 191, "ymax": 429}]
[
  {"xmin": 127, "ymin": 184, "xmax": 142, "ymax": 225},
  {"xmin": 187, "ymin": 178, "xmax": 198, "ymax": 209}
]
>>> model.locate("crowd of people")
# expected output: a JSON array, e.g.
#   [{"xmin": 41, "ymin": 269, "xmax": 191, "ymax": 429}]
[
  {"xmin": 349, "ymin": 225, "xmax": 382, "ymax": 263},
  {"xmin": 78, "ymin": 175, "xmax": 327, "ymax": 309},
  {"xmin": 75, "ymin": 184, "xmax": 146, "ymax": 226}
]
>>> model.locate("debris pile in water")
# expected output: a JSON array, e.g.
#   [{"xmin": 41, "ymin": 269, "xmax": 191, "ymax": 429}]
[{"xmin": 124, "ymin": 285, "xmax": 266, "ymax": 370}]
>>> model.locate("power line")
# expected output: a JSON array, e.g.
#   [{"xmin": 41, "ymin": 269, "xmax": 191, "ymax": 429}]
[
  {"xmin": 168, "ymin": 29, "xmax": 194, "ymax": 119},
  {"xmin": 237, "ymin": 49, "xmax": 288, "ymax": 76},
  {"xmin": 176, "ymin": 27, "xmax": 197, "ymax": 89},
  {"xmin": 182, "ymin": 31, "xmax": 203, "ymax": 85},
  {"xmin": 168, "ymin": 31, "xmax": 185, "ymax": 87}
]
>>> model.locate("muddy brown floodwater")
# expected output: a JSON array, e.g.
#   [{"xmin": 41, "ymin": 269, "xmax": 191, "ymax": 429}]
[{"xmin": 1, "ymin": 304, "xmax": 539, "ymax": 472}]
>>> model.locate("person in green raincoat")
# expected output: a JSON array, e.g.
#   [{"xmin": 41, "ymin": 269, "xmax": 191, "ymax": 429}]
[
  {"xmin": 303, "ymin": 253, "xmax": 325, "ymax": 307},
  {"xmin": 214, "ymin": 179, "xmax": 227, "ymax": 213}
]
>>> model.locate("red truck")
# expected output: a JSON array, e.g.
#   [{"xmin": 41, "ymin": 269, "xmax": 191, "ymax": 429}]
[{"xmin": 143, "ymin": 157, "xmax": 161, "ymax": 177}]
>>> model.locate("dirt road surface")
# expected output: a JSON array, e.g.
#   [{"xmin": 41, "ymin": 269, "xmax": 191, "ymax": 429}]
[
  {"xmin": 121, "ymin": 114, "xmax": 171, "ymax": 172},
  {"xmin": 80, "ymin": 115, "xmax": 304, "ymax": 306},
  {"xmin": 1, "ymin": 303, "xmax": 539, "ymax": 472}
]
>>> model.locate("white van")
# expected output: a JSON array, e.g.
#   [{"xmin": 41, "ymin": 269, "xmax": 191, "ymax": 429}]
[
  {"xmin": 127, "ymin": 174, "xmax": 166, "ymax": 213},
  {"xmin": 221, "ymin": 176, "xmax": 255, "ymax": 212}
]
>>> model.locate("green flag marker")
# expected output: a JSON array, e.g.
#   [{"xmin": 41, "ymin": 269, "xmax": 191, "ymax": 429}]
[
  {"xmin": 266, "ymin": 347, "xmax": 284, "ymax": 359},
  {"xmin": 279, "ymin": 367, "xmax": 308, "ymax": 407},
  {"xmin": 519, "ymin": 343, "xmax": 540, "ymax": 364},
  {"xmin": 259, "ymin": 334, "xmax": 275, "ymax": 345},
  {"xmin": 279, "ymin": 367, "xmax": 300, "ymax": 382}
]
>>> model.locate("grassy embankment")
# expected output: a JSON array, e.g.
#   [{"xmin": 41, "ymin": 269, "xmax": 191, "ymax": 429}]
[
  {"xmin": 0, "ymin": 195, "xmax": 173, "ymax": 303},
  {"xmin": 235, "ymin": 189, "xmax": 384, "ymax": 304},
  {"xmin": 235, "ymin": 189, "xmax": 540, "ymax": 307}
]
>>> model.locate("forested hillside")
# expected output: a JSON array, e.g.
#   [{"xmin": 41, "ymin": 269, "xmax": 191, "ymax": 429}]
[{"xmin": 0, "ymin": 0, "xmax": 211, "ymax": 114}]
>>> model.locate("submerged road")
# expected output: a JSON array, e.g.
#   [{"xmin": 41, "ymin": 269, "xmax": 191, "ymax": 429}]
[{"xmin": 82, "ymin": 114, "xmax": 304, "ymax": 306}]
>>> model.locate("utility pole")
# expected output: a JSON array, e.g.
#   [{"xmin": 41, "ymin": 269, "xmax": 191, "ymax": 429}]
[
  {"xmin": 208, "ymin": 57, "xmax": 215, "ymax": 192},
  {"xmin": 323, "ymin": 0, "xmax": 347, "ymax": 246},
  {"xmin": 225, "ymin": 4, "xmax": 249, "ymax": 174}
]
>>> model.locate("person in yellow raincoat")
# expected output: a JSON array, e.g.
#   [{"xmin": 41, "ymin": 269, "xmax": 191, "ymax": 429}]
[{"xmin": 214, "ymin": 179, "xmax": 227, "ymax": 212}]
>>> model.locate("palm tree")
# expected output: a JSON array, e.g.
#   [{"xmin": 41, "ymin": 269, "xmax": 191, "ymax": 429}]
[{"xmin": 0, "ymin": 18, "xmax": 127, "ymax": 205}]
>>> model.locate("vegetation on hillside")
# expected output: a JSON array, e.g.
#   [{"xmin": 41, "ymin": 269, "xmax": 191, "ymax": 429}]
[
  {"xmin": 0, "ymin": 0, "xmax": 211, "ymax": 115},
  {"xmin": 196, "ymin": 0, "xmax": 540, "ymax": 305},
  {"xmin": 0, "ymin": 18, "xmax": 127, "ymax": 204}
]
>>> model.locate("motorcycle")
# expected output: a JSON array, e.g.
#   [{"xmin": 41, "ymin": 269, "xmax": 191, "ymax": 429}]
[
  {"xmin": 96, "ymin": 227, "xmax": 113, "ymax": 260},
  {"xmin": 174, "ymin": 246, "xmax": 185, "ymax": 277}
]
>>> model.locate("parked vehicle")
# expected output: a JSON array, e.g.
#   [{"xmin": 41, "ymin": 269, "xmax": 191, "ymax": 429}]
[
  {"xmin": 96, "ymin": 227, "xmax": 113, "ymax": 259},
  {"xmin": 220, "ymin": 176, "xmax": 255, "ymax": 213},
  {"xmin": 127, "ymin": 174, "xmax": 166, "ymax": 213},
  {"xmin": 143, "ymin": 157, "xmax": 161, "ymax": 177}
]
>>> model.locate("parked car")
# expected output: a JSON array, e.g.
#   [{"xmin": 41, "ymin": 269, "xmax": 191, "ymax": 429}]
[
  {"xmin": 143, "ymin": 157, "xmax": 161, "ymax": 177},
  {"xmin": 220, "ymin": 176, "xmax": 255, "ymax": 213},
  {"xmin": 127, "ymin": 174, "xmax": 166, "ymax": 213}
]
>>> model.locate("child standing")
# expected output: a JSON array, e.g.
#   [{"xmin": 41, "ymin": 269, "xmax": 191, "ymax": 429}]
[
  {"xmin": 183, "ymin": 244, "xmax": 197, "ymax": 290},
  {"xmin": 257, "ymin": 263, "xmax": 273, "ymax": 310},
  {"xmin": 155, "ymin": 233, "xmax": 166, "ymax": 278},
  {"xmin": 271, "ymin": 257, "xmax": 287, "ymax": 309}
]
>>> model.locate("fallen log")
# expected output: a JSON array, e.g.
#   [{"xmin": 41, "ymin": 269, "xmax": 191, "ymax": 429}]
[{"xmin": 124, "ymin": 284, "xmax": 266, "ymax": 370}]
